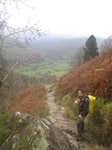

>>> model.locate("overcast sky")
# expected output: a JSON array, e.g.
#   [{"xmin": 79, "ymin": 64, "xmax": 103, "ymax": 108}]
[{"xmin": 8, "ymin": 0, "xmax": 112, "ymax": 38}]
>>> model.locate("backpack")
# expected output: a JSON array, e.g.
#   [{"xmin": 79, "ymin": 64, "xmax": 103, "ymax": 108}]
[{"xmin": 88, "ymin": 95, "xmax": 96, "ymax": 115}]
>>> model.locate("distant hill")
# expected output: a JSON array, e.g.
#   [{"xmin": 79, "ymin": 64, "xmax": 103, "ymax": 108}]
[
  {"xmin": 2, "ymin": 37, "xmax": 37, "ymax": 60},
  {"xmin": 31, "ymin": 37, "xmax": 104, "ymax": 59},
  {"xmin": 3, "ymin": 37, "xmax": 104, "ymax": 61}
]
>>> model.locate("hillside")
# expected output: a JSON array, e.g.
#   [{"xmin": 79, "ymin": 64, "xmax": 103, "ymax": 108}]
[
  {"xmin": 8, "ymin": 83, "xmax": 48, "ymax": 116},
  {"xmin": 55, "ymin": 48, "xmax": 112, "ymax": 147},
  {"xmin": 32, "ymin": 37, "xmax": 104, "ymax": 59},
  {"xmin": 3, "ymin": 37, "xmax": 85, "ymax": 61},
  {"xmin": 1, "ymin": 47, "xmax": 112, "ymax": 149},
  {"xmin": 3, "ymin": 37, "xmax": 104, "ymax": 83},
  {"xmin": 3, "ymin": 37, "xmax": 37, "ymax": 60},
  {"xmin": 55, "ymin": 48, "xmax": 112, "ymax": 99},
  {"xmin": 0, "ymin": 70, "xmax": 28, "ymax": 111}
]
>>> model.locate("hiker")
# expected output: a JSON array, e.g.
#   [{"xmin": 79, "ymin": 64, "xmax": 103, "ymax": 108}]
[{"xmin": 75, "ymin": 88, "xmax": 89, "ymax": 141}]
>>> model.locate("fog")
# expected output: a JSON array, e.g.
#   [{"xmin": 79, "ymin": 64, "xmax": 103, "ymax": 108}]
[{"xmin": 7, "ymin": 0, "xmax": 112, "ymax": 39}]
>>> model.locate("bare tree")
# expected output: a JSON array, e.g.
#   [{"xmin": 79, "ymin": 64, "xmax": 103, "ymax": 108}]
[
  {"xmin": 101, "ymin": 36, "xmax": 112, "ymax": 51},
  {"xmin": 70, "ymin": 47, "xmax": 85, "ymax": 68},
  {"xmin": 0, "ymin": 0, "xmax": 46, "ymax": 82},
  {"xmin": 0, "ymin": 0, "xmax": 45, "ymax": 60}
]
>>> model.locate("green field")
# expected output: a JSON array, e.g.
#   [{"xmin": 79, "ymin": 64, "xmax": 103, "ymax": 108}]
[
  {"xmin": 5, "ymin": 37, "xmax": 96, "ymax": 83},
  {"xmin": 14, "ymin": 59, "xmax": 70, "ymax": 83}
]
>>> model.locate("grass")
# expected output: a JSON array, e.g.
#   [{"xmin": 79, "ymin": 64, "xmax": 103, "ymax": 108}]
[
  {"xmin": 13, "ymin": 59, "xmax": 70, "ymax": 79},
  {"xmin": 0, "ymin": 112, "xmax": 12, "ymax": 146},
  {"xmin": 51, "ymin": 71, "xmax": 67, "ymax": 77},
  {"xmin": 55, "ymin": 94, "xmax": 79, "ymax": 120}
]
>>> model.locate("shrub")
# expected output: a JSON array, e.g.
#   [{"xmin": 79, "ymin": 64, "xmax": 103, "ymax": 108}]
[
  {"xmin": 0, "ymin": 112, "xmax": 12, "ymax": 146},
  {"xmin": 0, "ymin": 71, "xmax": 28, "ymax": 111},
  {"xmin": 8, "ymin": 83, "xmax": 48, "ymax": 116},
  {"xmin": 92, "ymin": 99, "xmax": 105, "ymax": 125},
  {"xmin": 87, "ymin": 99, "xmax": 112, "ymax": 147},
  {"xmin": 34, "ymin": 104, "xmax": 49, "ymax": 117},
  {"xmin": 55, "ymin": 49, "xmax": 112, "ymax": 101}
]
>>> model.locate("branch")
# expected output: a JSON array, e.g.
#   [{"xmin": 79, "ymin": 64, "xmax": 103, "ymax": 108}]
[{"xmin": 2, "ymin": 54, "xmax": 32, "ymax": 82}]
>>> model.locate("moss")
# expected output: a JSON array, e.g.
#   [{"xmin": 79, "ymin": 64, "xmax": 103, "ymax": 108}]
[{"xmin": 14, "ymin": 136, "xmax": 30, "ymax": 150}]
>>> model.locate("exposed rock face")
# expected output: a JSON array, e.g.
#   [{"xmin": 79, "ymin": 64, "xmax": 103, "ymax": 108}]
[
  {"xmin": 47, "ymin": 125, "xmax": 75, "ymax": 150},
  {"xmin": 1, "ymin": 112, "xmax": 49, "ymax": 150},
  {"xmin": 0, "ymin": 112, "xmax": 77, "ymax": 150}
]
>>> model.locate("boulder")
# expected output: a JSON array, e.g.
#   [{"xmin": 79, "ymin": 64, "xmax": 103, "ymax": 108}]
[
  {"xmin": 1, "ymin": 112, "xmax": 49, "ymax": 150},
  {"xmin": 1, "ymin": 112, "xmax": 78, "ymax": 150}
]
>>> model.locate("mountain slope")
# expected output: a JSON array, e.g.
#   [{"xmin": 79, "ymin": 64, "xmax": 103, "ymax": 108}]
[
  {"xmin": 2, "ymin": 37, "xmax": 37, "ymax": 60},
  {"xmin": 55, "ymin": 48, "xmax": 112, "ymax": 100},
  {"xmin": 55, "ymin": 48, "xmax": 112, "ymax": 147}
]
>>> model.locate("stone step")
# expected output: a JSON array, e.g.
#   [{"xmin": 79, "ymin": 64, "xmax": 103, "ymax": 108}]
[
  {"xmin": 66, "ymin": 133, "xmax": 74, "ymax": 140},
  {"xmin": 41, "ymin": 118, "xmax": 51, "ymax": 126},
  {"xmin": 54, "ymin": 116, "xmax": 68, "ymax": 121},
  {"xmin": 66, "ymin": 133, "xmax": 94, "ymax": 150},
  {"xmin": 64, "ymin": 133, "xmax": 78, "ymax": 149},
  {"xmin": 46, "ymin": 116, "xmax": 56, "ymax": 124},
  {"xmin": 69, "ymin": 139, "xmax": 79, "ymax": 149}
]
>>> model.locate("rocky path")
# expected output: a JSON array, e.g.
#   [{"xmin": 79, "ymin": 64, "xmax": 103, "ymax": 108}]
[
  {"xmin": 46, "ymin": 87, "xmax": 77, "ymax": 134},
  {"xmin": 41, "ymin": 85, "xmax": 94, "ymax": 150}
]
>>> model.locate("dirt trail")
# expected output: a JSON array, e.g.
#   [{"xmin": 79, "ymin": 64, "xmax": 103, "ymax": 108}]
[{"xmin": 42, "ymin": 85, "xmax": 94, "ymax": 150}]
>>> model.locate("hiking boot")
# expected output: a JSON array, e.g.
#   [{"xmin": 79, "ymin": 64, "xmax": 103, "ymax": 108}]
[
  {"xmin": 76, "ymin": 134, "xmax": 82, "ymax": 142},
  {"xmin": 76, "ymin": 136, "xmax": 82, "ymax": 142}
]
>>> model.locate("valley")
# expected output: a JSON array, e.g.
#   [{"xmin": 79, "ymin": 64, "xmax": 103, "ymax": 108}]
[{"xmin": 5, "ymin": 37, "xmax": 104, "ymax": 83}]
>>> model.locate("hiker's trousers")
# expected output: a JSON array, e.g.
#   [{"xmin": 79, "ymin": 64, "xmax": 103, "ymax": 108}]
[{"xmin": 77, "ymin": 116, "xmax": 86, "ymax": 135}]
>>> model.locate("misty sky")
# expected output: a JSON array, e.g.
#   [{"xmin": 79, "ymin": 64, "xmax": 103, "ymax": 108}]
[{"xmin": 8, "ymin": 0, "xmax": 112, "ymax": 38}]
